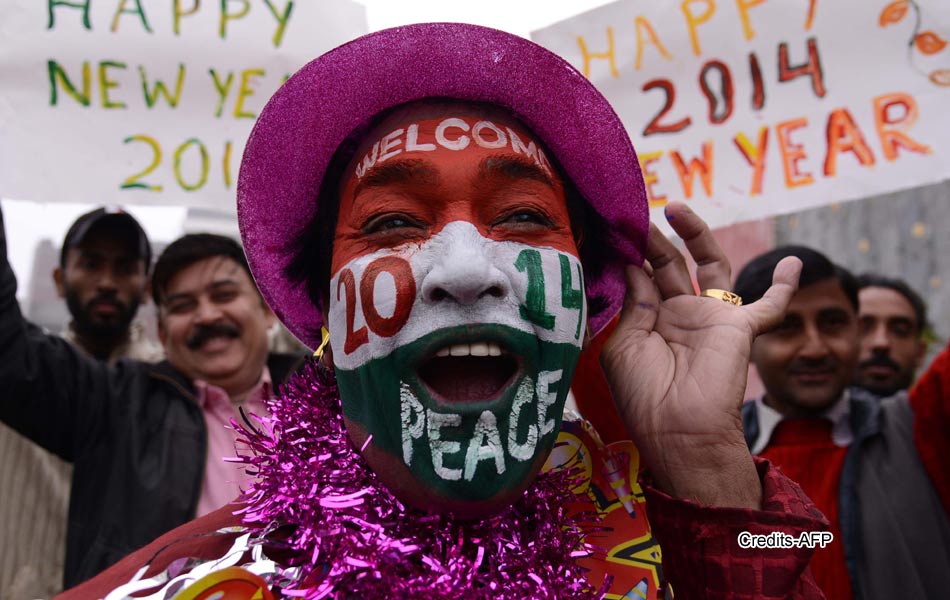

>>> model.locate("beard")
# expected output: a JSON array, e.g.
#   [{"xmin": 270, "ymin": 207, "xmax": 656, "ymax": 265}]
[{"xmin": 65, "ymin": 287, "xmax": 139, "ymax": 343}]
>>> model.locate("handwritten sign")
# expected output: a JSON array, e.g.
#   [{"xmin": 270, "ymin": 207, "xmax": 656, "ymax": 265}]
[
  {"xmin": 0, "ymin": 0, "xmax": 367, "ymax": 210},
  {"xmin": 533, "ymin": 0, "xmax": 950, "ymax": 229}
]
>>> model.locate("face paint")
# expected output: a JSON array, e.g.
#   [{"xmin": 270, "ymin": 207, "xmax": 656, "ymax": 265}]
[{"xmin": 330, "ymin": 106, "xmax": 585, "ymax": 516}]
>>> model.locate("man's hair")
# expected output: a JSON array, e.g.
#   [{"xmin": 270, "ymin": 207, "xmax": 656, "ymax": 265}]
[
  {"xmin": 855, "ymin": 273, "xmax": 928, "ymax": 333},
  {"xmin": 284, "ymin": 100, "xmax": 614, "ymax": 341},
  {"xmin": 734, "ymin": 245, "xmax": 858, "ymax": 310},
  {"xmin": 151, "ymin": 234, "xmax": 251, "ymax": 306}
]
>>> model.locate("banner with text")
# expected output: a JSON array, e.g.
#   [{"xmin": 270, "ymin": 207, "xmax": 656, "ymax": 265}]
[
  {"xmin": 0, "ymin": 0, "xmax": 367, "ymax": 210},
  {"xmin": 533, "ymin": 0, "xmax": 950, "ymax": 229}
]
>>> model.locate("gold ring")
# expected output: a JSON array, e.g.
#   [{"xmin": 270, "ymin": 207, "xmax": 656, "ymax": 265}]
[{"xmin": 701, "ymin": 289, "xmax": 743, "ymax": 306}]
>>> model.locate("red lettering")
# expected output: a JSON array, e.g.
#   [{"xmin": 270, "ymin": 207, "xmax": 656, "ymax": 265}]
[
  {"xmin": 360, "ymin": 256, "xmax": 416, "ymax": 337},
  {"xmin": 778, "ymin": 37, "xmax": 826, "ymax": 98},
  {"xmin": 823, "ymin": 108, "xmax": 875, "ymax": 177},
  {"xmin": 873, "ymin": 92, "xmax": 931, "ymax": 161},
  {"xmin": 670, "ymin": 141, "xmax": 714, "ymax": 198},
  {"xmin": 642, "ymin": 79, "xmax": 692, "ymax": 136},
  {"xmin": 338, "ymin": 269, "xmax": 368, "ymax": 354}
]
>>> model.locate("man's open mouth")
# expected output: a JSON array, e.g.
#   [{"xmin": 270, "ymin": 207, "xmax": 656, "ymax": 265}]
[{"xmin": 416, "ymin": 341, "xmax": 520, "ymax": 404}]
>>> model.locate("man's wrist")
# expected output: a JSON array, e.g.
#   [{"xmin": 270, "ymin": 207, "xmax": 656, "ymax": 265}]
[{"xmin": 647, "ymin": 440, "xmax": 762, "ymax": 509}]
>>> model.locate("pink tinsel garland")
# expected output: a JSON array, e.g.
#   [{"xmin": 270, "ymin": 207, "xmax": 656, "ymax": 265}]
[{"xmin": 232, "ymin": 360, "xmax": 605, "ymax": 599}]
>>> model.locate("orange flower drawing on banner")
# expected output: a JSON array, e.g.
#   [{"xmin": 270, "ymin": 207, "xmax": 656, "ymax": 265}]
[
  {"xmin": 929, "ymin": 69, "xmax": 950, "ymax": 86},
  {"xmin": 879, "ymin": 0, "xmax": 910, "ymax": 26},
  {"xmin": 915, "ymin": 31, "xmax": 948, "ymax": 55},
  {"xmin": 879, "ymin": 1, "xmax": 949, "ymax": 88}
]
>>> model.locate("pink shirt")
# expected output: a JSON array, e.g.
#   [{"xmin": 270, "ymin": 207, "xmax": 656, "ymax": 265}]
[{"xmin": 194, "ymin": 369, "xmax": 272, "ymax": 517}]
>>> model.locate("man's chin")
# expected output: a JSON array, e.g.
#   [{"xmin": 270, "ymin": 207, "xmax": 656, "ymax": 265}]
[{"xmin": 345, "ymin": 418, "xmax": 544, "ymax": 519}]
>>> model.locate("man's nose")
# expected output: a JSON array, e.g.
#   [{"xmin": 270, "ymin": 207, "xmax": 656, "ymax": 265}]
[
  {"xmin": 193, "ymin": 298, "xmax": 224, "ymax": 323},
  {"xmin": 96, "ymin": 267, "xmax": 118, "ymax": 292},
  {"xmin": 420, "ymin": 228, "xmax": 510, "ymax": 306},
  {"xmin": 799, "ymin": 324, "xmax": 831, "ymax": 359},
  {"xmin": 868, "ymin": 323, "xmax": 890, "ymax": 351}
]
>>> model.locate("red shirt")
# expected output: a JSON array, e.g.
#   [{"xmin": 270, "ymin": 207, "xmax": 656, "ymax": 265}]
[{"xmin": 760, "ymin": 419, "xmax": 851, "ymax": 600}]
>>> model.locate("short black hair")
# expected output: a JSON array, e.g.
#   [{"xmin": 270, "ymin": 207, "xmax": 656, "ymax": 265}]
[
  {"xmin": 151, "ymin": 234, "xmax": 251, "ymax": 306},
  {"xmin": 284, "ymin": 100, "xmax": 614, "ymax": 342},
  {"xmin": 855, "ymin": 273, "xmax": 928, "ymax": 332},
  {"xmin": 734, "ymin": 245, "xmax": 859, "ymax": 310}
]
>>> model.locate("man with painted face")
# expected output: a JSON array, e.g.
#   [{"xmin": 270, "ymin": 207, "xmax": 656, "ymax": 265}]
[{"xmin": 60, "ymin": 24, "xmax": 830, "ymax": 599}]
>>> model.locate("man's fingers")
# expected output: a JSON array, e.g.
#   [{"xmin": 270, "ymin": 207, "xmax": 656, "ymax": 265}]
[
  {"xmin": 645, "ymin": 222, "xmax": 694, "ymax": 297},
  {"xmin": 664, "ymin": 202, "xmax": 732, "ymax": 292},
  {"xmin": 743, "ymin": 257, "xmax": 803, "ymax": 335},
  {"xmin": 615, "ymin": 264, "xmax": 660, "ymax": 335}
]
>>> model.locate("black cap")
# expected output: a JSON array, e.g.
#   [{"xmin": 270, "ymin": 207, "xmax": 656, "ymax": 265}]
[{"xmin": 60, "ymin": 207, "xmax": 152, "ymax": 271}]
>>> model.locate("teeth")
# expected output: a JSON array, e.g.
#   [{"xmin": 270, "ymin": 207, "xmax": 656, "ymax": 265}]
[{"xmin": 436, "ymin": 342, "xmax": 504, "ymax": 358}]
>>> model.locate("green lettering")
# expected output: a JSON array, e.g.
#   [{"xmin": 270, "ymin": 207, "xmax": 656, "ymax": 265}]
[
  {"xmin": 209, "ymin": 68, "xmax": 234, "ymax": 118},
  {"xmin": 219, "ymin": 0, "xmax": 250, "ymax": 40},
  {"xmin": 111, "ymin": 0, "xmax": 152, "ymax": 33},
  {"xmin": 234, "ymin": 68, "xmax": 264, "ymax": 119},
  {"xmin": 47, "ymin": 0, "xmax": 91, "ymax": 30},
  {"xmin": 515, "ymin": 249, "xmax": 555, "ymax": 330},
  {"xmin": 139, "ymin": 64, "xmax": 186, "ymax": 108},
  {"xmin": 263, "ymin": 0, "xmax": 294, "ymax": 47},
  {"xmin": 173, "ymin": 0, "xmax": 200, "ymax": 35},
  {"xmin": 98, "ymin": 61, "xmax": 127, "ymax": 109},
  {"xmin": 48, "ymin": 60, "xmax": 91, "ymax": 107},
  {"xmin": 559, "ymin": 254, "xmax": 584, "ymax": 340}
]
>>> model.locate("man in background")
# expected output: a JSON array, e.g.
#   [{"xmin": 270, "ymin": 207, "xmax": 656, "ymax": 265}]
[
  {"xmin": 0, "ymin": 203, "xmax": 306, "ymax": 589},
  {"xmin": 0, "ymin": 207, "xmax": 158, "ymax": 599},
  {"xmin": 853, "ymin": 273, "xmax": 929, "ymax": 397},
  {"xmin": 736, "ymin": 245, "xmax": 950, "ymax": 599}
]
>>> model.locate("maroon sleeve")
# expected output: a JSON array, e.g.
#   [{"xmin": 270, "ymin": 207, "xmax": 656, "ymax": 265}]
[
  {"xmin": 642, "ymin": 457, "xmax": 828, "ymax": 600},
  {"xmin": 909, "ymin": 342, "xmax": 950, "ymax": 516},
  {"xmin": 56, "ymin": 506, "xmax": 242, "ymax": 600}
]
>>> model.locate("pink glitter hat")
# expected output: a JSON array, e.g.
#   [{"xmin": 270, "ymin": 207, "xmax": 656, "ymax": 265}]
[{"xmin": 238, "ymin": 22, "xmax": 648, "ymax": 349}]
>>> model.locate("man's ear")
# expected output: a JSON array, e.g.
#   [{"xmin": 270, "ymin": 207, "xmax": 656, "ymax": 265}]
[
  {"xmin": 914, "ymin": 337, "xmax": 929, "ymax": 370},
  {"xmin": 53, "ymin": 266, "xmax": 66, "ymax": 298}
]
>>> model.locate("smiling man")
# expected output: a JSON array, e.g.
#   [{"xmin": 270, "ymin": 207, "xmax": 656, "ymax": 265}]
[
  {"xmin": 0, "ymin": 226, "xmax": 306, "ymax": 589},
  {"xmin": 737, "ymin": 246, "xmax": 950, "ymax": 599}
]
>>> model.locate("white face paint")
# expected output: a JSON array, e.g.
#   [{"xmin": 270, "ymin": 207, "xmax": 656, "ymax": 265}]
[{"xmin": 329, "ymin": 222, "xmax": 586, "ymax": 371}]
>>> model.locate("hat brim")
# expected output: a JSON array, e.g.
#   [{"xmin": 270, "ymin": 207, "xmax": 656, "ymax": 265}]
[{"xmin": 238, "ymin": 23, "xmax": 648, "ymax": 350}]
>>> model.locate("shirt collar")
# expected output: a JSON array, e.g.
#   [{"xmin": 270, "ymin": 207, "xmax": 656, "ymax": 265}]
[
  {"xmin": 195, "ymin": 367, "xmax": 273, "ymax": 410},
  {"xmin": 751, "ymin": 389, "xmax": 853, "ymax": 454}
]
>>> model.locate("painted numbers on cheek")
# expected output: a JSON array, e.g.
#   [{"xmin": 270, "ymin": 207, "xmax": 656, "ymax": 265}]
[
  {"xmin": 337, "ymin": 269, "xmax": 368, "ymax": 355},
  {"xmin": 559, "ymin": 255, "xmax": 585, "ymax": 341},
  {"xmin": 515, "ymin": 250, "xmax": 585, "ymax": 340},
  {"xmin": 515, "ymin": 249, "xmax": 555, "ymax": 330},
  {"xmin": 360, "ymin": 256, "xmax": 416, "ymax": 337},
  {"xmin": 338, "ymin": 256, "xmax": 416, "ymax": 354}
]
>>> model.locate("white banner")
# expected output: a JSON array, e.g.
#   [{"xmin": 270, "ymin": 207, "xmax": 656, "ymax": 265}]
[
  {"xmin": 0, "ymin": 0, "xmax": 367, "ymax": 210},
  {"xmin": 533, "ymin": 0, "xmax": 950, "ymax": 229}
]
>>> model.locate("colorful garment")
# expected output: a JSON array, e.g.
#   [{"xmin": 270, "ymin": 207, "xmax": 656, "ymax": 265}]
[{"xmin": 60, "ymin": 363, "xmax": 827, "ymax": 600}]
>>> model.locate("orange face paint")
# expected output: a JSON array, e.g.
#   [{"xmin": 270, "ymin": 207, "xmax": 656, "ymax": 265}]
[{"xmin": 332, "ymin": 110, "xmax": 578, "ymax": 276}]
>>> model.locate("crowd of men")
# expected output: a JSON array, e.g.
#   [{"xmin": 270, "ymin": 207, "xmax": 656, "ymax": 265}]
[
  {"xmin": 2, "ymin": 194, "xmax": 946, "ymax": 600},
  {"xmin": 0, "ymin": 22, "xmax": 948, "ymax": 600}
]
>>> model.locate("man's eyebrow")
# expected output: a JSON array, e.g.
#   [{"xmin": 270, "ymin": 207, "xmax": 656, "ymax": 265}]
[
  {"xmin": 479, "ymin": 155, "xmax": 555, "ymax": 189},
  {"xmin": 354, "ymin": 158, "xmax": 441, "ymax": 196},
  {"xmin": 163, "ymin": 279, "xmax": 239, "ymax": 304}
]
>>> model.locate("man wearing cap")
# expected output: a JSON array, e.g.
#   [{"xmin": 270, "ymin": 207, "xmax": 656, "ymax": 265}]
[
  {"xmin": 0, "ymin": 209, "xmax": 306, "ymax": 589},
  {"xmin": 0, "ymin": 207, "xmax": 160, "ymax": 599},
  {"xmin": 54, "ymin": 207, "xmax": 162, "ymax": 362},
  {"xmin": 56, "ymin": 24, "xmax": 832, "ymax": 599}
]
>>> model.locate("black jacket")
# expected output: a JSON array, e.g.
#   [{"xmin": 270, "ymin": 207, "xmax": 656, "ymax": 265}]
[{"xmin": 0, "ymin": 207, "xmax": 305, "ymax": 587}]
